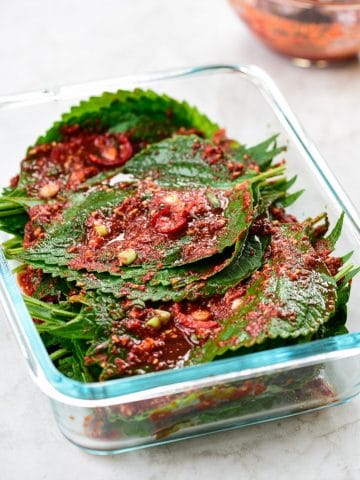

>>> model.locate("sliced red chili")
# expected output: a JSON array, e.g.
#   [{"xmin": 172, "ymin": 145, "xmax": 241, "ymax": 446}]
[
  {"xmin": 151, "ymin": 206, "xmax": 188, "ymax": 235},
  {"xmin": 88, "ymin": 133, "xmax": 133, "ymax": 167}
]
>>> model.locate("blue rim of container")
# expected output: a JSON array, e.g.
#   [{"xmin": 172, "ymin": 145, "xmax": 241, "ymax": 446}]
[{"xmin": 0, "ymin": 64, "xmax": 359, "ymax": 405}]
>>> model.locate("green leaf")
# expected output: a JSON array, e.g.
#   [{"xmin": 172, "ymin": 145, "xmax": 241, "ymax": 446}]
[
  {"xmin": 342, "ymin": 267, "xmax": 360, "ymax": 286},
  {"xmin": 20, "ymin": 181, "xmax": 255, "ymax": 273},
  {"xmin": 341, "ymin": 251, "xmax": 353, "ymax": 264},
  {"xmin": 17, "ymin": 230, "xmax": 263, "ymax": 304},
  {"xmin": 0, "ymin": 195, "xmax": 42, "ymax": 209},
  {"xmin": 230, "ymin": 134, "xmax": 286, "ymax": 171},
  {"xmin": 313, "ymin": 278, "xmax": 352, "ymax": 340},
  {"xmin": 276, "ymin": 189, "xmax": 304, "ymax": 208},
  {"xmin": 18, "ymin": 184, "xmax": 135, "ymax": 264},
  {"xmin": 36, "ymin": 89, "xmax": 219, "ymax": 145},
  {"xmin": 122, "ymin": 135, "xmax": 287, "ymax": 189},
  {"xmin": 0, "ymin": 214, "xmax": 28, "ymax": 235},
  {"xmin": 187, "ymin": 223, "xmax": 337, "ymax": 365},
  {"xmin": 0, "ymin": 89, "xmax": 220, "ymax": 232},
  {"xmin": 55, "ymin": 339, "xmax": 96, "ymax": 382},
  {"xmin": 185, "ymin": 234, "xmax": 269, "ymax": 298},
  {"xmin": 122, "ymin": 135, "xmax": 237, "ymax": 188},
  {"xmin": 24, "ymin": 289, "xmax": 121, "ymax": 341},
  {"xmin": 325, "ymin": 212, "xmax": 345, "ymax": 250},
  {"xmin": 334, "ymin": 264, "xmax": 360, "ymax": 285},
  {"xmin": 32, "ymin": 274, "xmax": 72, "ymax": 302}
]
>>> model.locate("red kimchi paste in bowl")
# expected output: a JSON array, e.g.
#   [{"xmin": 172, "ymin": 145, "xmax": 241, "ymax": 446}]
[{"xmin": 229, "ymin": 0, "xmax": 360, "ymax": 63}]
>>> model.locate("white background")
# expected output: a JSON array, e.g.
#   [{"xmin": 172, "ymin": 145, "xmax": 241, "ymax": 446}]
[{"xmin": 0, "ymin": 1, "xmax": 359, "ymax": 479}]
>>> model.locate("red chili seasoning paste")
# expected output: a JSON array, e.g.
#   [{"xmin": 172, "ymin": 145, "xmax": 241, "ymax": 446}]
[
  {"xmin": 230, "ymin": 0, "xmax": 360, "ymax": 61},
  {"xmin": 85, "ymin": 303, "xmax": 193, "ymax": 378},
  {"xmin": 22, "ymin": 125, "xmax": 133, "ymax": 197},
  {"xmin": 84, "ymin": 282, "xmax": 249, "ymax": 380},
  {"xmin": 17, "ymin": 265, "xmax": 43, "ymax": 296},
  {"xmin": 23, "ymin": 202, "xmax": 64, "ymax": 248},
  {"xmin": 68, "ymin": 183, "xmax": 230, "ymax": 272}
]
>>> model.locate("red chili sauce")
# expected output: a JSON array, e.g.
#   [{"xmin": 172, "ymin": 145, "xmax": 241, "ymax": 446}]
[
  {"xmin": 93, "ymin": 219, "xmax": 342, "ymax": 379},
  {"xmin": 20, "ymin": 214, "xmax": 341, "ymax": 380},
  {"xmin": 23, "ymin": 202, "xmax": 63, "ymax": 248},
  {"xmin": 234, "ymin": 222, "xmax": 338, "ymax": 341},
  {"xmin": 85, "ymin": 285, "xmax": 243, "ymax": 379},
  {"xmin": 193, "ymin": 131, "xmax": 255, "ymax": 181},
  {"xmin": 18, "ymin": 125, "xmax": 133, "ymax": 198},
  {"xmin": 68, "ymin": 183, "xmax": 230, "ymax": 272},
  {"xmin": 17, "ymin": 265, "xmax": 43, "ymax": 296}
]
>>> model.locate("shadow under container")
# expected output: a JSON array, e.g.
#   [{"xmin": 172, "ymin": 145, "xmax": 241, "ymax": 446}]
[
  {"xmin": 229, "ymin": 0, "xmax": 360, "ymax": 64},
  {"xmin": 0, "ymin": 65, "xmax": 360, "ymax": 454}
]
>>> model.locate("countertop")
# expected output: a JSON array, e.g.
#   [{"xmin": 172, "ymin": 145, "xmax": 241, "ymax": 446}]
[{"xmin": 0, "ymin": 1, "xmax": 359, "ymax": 479}]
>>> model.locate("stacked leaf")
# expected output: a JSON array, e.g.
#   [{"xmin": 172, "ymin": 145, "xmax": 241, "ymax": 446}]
[
  {"xmin": 1, "ymin": 89, "xmax": 357, "ymax": 383},
  {"xmin": 0, "ymin": 89, "xmax": 219, "ymax": 235}
]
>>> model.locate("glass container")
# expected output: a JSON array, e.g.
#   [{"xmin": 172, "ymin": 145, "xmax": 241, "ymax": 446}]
[{"xmin": 0, "ymin": 65, "xmax": 359, "ymax": 454}]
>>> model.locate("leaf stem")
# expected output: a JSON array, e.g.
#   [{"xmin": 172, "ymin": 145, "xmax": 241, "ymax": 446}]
[
  {"xmin": 5, "ymin": 246, "xmax": 25, "ymax": 256},
  {"xmin": 11, "ymin": 264, "xmax": 27, "ymax": 274},
  {"xmin": 308, "ymin": 212, "xmax": 328, "ymax": 226},
  {"xmin": 0, "ymin": 199, "xmax": 22, "ymax": 209},
  {"xmin": 334, "ymin": 263, "xmax": 354, "ymax": 283},
  {"xmin": 250, "ymin": 165, "xmax": 286, "ymax": 185},
  {"xmin": 257, "ymin": 175, "xmax": 287, "ymax": 189},
  {"xmin": 2, "ymin": 236, "xmax": 23, "ymax": 250},
  {"xmin": 50, "ymin": 348, "xmax": 69, "ymax": 362},
  {"xmin": 23, "ymin": 294, "xmax": 77, "ymax": 319},
  {"xmin": 0, "ymin": 208, "xmax": 25, "ymax": 217}
]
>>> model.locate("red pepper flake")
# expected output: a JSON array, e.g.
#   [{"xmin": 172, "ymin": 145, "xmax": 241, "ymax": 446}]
[
  {"xmin": 22, "ymin": 128, "xmax": 135, "ymax": 197},
  {"xmin": 23, "ymin": 202, "xmax": 63, "ymax": 248},
  {"xmin": 176, "ymin": 127, "xmax": 204, "ymax": 138},
  {"xmin": 10, "ymin": 174, "xmax": 19, "ymax": 188},
  {"xmin": 201, "ymin": 144, "xmax": 226, "ymax": 165},
  {"xmin": 68, "ymin": 183, "xmax": 230, "ymax": 271},
  {"xmin": 242, "ymin": 190, "xmax": 252, "ymax": 211},
  {"xmin": 271, "ymin": 206, "xmax": 299, "ymax": 224},
  {"xmin": 17, "ymin": 265, "xmax": 43, "ymax": 296}
]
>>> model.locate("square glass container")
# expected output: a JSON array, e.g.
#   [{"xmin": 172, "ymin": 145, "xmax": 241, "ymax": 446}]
[{"xmin": 0, "ymin": 65, "xmax": 359, "ymax": 455}]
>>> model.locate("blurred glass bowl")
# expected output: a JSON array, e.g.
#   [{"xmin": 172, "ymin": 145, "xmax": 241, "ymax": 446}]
[{"xmin": 229, "ymin": 0, "xmax": 360, "ymax": 64}]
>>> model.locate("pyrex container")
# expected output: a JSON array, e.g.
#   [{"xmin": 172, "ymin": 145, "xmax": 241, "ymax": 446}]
[{"xmin": 0, "ymin": 65, "xmax": 359, "ymax": 455}]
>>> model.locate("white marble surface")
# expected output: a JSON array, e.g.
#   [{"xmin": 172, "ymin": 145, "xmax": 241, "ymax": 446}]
[{"xmin": 0, "ymin": 0, "xmax": 359, "ymax": 478}]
